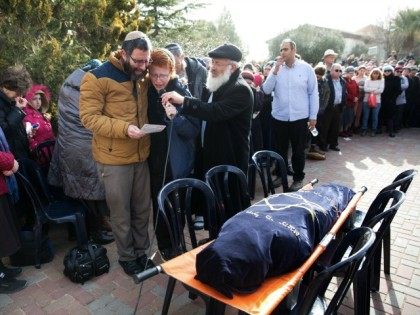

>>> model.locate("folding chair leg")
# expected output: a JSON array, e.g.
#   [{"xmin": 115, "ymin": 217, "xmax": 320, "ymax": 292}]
[
  {"xmin": 162, "ymin": 277, "xmax": 176, "ymax": 315},
  {"xmin": 34, "ymin": 226, "xmax": 42, "ymax": 269},
  {"xmin": 383, "ymin": 228, "xmax": 391, "ymax": 274},
  {"xmin": 75, "ymin": 214, "xmax": 88, "ymax": 246}
]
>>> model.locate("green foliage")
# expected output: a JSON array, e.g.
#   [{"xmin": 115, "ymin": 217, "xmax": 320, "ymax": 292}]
[
  {"xmin": 392, "ymin": 8, "xmax": 420, "ymax": 52},
  {"xmin": 151, "ymin": 8, "xmax": 245, "ymax": 59},
  {"xmin": 350, "ymin": 43, "xmax": 368, "ymax": 57},
  {"xmin": 267, "ymin": 24, "xmax": 345, "ymax": 65}
]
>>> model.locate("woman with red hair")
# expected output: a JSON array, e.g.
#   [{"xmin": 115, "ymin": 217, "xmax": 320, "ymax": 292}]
[
  {"xmin": 147, "ymin": 48, "xmax": 200, "ymax": 259},
  {"xmin": 23, "ymin": 84, "xmax": 55, "ymax": 153}
]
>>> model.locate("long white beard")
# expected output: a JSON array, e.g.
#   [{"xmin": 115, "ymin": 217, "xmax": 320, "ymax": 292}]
[{"xmin": 206, "ymin": 65, "xmax": 232, "ymax": 92}]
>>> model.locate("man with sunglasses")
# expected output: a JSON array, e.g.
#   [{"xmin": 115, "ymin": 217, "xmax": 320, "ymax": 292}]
[
  {"xmin": 80, "ymin": 31, "xmax": 155, "ymax": 276},
  {"xmin": 318, "ymin": 63, "xmax": 346, "ymax": 152}
]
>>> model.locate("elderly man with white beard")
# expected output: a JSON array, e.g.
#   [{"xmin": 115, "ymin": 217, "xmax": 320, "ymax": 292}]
[
  {"xmin": 162, "ymin": 43, "xmax": 253, "ymax": 176},
  {"xmin": 162, "ymin": 43, "xmax": 253, "ymax": 221}
]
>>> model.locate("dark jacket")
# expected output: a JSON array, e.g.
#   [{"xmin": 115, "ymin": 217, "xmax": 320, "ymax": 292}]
[
  {"xmin": 48, "ymin": 68, "xmax": 106, "ymax": 200},
  {"xmin": 317, "ymin": 77, "xmax": 330, "ymax": 114},
  {"xmin": 382, "ymin": 74, "xmax": 402, "ymax": 108},
  {"xmin": 0, "ymin": 91, "xmax": 30, "ymax": 159},
  {"xmin": 185, "ymin": 57, "xmax": 208, "ymax": 99},
  {"xmin": 326, "ymin": 74, "xmax": 346, "ymax": 110},
  {"xmin": 181, "ymin": 68, "xmax": 253, "ymax": 174},
  {"xmin": 148, "ymin": 77, "xmax": 199, "ymax": 181}
]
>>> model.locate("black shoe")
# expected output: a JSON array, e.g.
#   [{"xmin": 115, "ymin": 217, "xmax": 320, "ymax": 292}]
[
  {"xmin": 0, "ymin": 274, "xmax": 27, "ymax": 294},
  {"xmin": 329, "ymin": 146, "xmax": 340, "ymax": 152},
  {"xmin": 160, "ymin": 248, "xmax": 177, "ymax": 261},
  {"xmin": 389, "ymin": 133, "xmax": 395, "ymax": 138},
  {"xmin": 90, "ymin": 230, "xmax": 115, "ymax": 245},
  {"xmin": 289, "ymin": 180, "xmax": 303, "ymax": 192},
  {"xmin": 360, "ymin": 130, "xmax": 367, "ymax": 137},
  {"xmin": 136, "ymin": 254, "xmax": 155, "ymax": 270},
  {"xmin": 287, "ymin": 167, "xmax": 294, "ymax": 176},
  {"xmin": 0, "ymin": 263, "xmax": 22, "ymax": 280},
  {"xmin": 119, "ymin": 259, "xmax": 143, "ymax": 276},
  {"xmin": 319, "ymin": 145, "xmax": 328, "ymax": 152},
  {"xmin": 272, "ymin": 177, "xmax": 283, "ymax": 188}
]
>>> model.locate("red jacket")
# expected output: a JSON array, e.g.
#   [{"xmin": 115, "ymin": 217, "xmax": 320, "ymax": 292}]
[
  {"xmin": 22, "ymin": 106, "xmax": 55, "ymax": 151},
  {"xmin": 0, "ymin": 151, "xmax": 15, "ymax": 196},
  {"xmin": 345, "ymin": 78, "xmax": 359, "ymax": 107}
]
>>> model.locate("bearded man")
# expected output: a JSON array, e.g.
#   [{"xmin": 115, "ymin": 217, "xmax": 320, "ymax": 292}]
[
  {"xmin": 162, "ymin": 43, "xmax": 253, "ymax": 176},
  {"xmin": 79, "ymin": 31, "xmax": 154, "ymax": 276}
]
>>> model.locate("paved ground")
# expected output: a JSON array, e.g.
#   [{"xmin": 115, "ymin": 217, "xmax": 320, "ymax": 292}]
[{"xmin": 1, "ymin": 128, "xmax": 419, "ymax": 315}]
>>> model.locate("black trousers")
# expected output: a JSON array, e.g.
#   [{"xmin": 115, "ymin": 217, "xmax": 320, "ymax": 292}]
[
  {"xmin": 319, "ymin": 105, "xmax": 341, "ymax": 148},
  {"xmin": 271, "ymin": 117, "xmax": 308, "ymax": 181}
]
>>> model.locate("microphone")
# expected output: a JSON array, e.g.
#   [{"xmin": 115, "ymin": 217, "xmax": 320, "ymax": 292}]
[{"xmin": 159, "ymin": 88, "xmax": 175, "ymax": 120}]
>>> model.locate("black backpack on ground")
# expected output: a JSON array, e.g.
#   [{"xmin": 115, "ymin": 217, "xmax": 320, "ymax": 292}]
[{"xmin": 63, "ymin": 241, "xmax": 110, "ymax": 284}]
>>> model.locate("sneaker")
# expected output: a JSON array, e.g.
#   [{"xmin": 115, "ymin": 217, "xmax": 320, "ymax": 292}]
[
  {"xmin": 136, "ymin": 254, "xmax": 155, "ymax": 270},
  {"xmin": 90, "ymin": 230, "xmax": 115, "ymax": 245},
  {"xmin": 119, "ymin": 259, "xmax": 143, "ymax": 276},
  {"xmin": 0, "ymin": 263, "xmax": 22, "ymax": 280},
  {"xmin": 0, "ymin": 273, "xmax": 27, "ymax": 294},
  {"xmin": 289, "ymin": 180, "xmax": 303, "ymax": 192},
  {"xmin": 193, "ymin": 216, "xmax": 204, "ymax": 230}
]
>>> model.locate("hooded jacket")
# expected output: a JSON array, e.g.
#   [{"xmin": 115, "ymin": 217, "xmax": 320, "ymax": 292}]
[{"xmin": 79, "ymin": 51, "xmax": 150, "ymax": 165}]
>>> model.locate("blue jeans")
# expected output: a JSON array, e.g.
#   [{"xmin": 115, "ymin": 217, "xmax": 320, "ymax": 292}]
[{"xmin": 362, "ymin": 102, "xmax": 381, "ymax": 131}]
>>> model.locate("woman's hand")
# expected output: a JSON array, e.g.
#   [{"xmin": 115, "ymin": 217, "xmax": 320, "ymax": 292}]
[
  {"xmin": 3, "ymin": 160, "xmax": 19, "ymax": 176},
  {"xmin": 164, "ymin": 103, "xmax": 177, "ymax": 120}
]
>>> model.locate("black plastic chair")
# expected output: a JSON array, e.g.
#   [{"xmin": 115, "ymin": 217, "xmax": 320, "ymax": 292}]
[
  {"xmin": 33, "ymin": 140, "xmax": 55, "ymax": 172},
  {"xmin": 252, "ymin": 150, "xmax": 289, "ymax": 197},
  {"xmin": 348, "ymin": 169, "xmax": 416, "ymax": 291},
  {"xmin": 157, "ymin": 178, "xmax": 218, "ymax": 315},
  {"xmin": 353, "ymin": 190, "xmax": 405, "ymax": 315},
  {"xmin": 292, "ymin": 227, "xmax": 375, "ymax": 315},
  {"xmin": 205, "ymin": 165, "xmax": 251, "ymax": 227},
  {"xmin": 17, "ymin": 159, "xmax": 88, "ymax": 250}
]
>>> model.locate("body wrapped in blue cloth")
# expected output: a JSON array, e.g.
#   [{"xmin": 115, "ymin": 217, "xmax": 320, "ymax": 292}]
[{"xmin": 195, "ymin": 184, "xmax": 355, "ymax": 298}]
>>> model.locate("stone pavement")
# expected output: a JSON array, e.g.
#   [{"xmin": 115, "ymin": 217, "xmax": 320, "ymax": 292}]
[{"xmin": 1, "ymin": 128, "xmax": 419, "ymax": 315}]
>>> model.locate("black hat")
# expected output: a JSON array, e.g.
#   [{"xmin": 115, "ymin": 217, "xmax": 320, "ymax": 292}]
[{"xmin": 208, "ymin": 43, "xmax": 242, "ymax": 62}]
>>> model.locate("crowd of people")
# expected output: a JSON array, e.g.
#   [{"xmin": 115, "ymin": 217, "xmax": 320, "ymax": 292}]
[{"xmin": 0, "ymin": 30, "xmax": 419, "ymax": 293}]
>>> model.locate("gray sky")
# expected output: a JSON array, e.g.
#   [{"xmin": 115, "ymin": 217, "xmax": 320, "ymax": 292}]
[{"xmin": 191, "ymin": 0, "xmax": 420, "ymax": 60}]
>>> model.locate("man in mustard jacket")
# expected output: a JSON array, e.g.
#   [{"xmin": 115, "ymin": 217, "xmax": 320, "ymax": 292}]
[{"xmin": 80, "ymin": 31, "xmax": 154, "ymax": 275}]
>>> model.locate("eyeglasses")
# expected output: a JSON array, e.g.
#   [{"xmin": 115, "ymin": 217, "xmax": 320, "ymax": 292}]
[
  {"xmin": 150, "ymin": 73, "xmax": 170, "ymax": 80},
  {"xmin": 130, "ymin": 56, "xmax": 152, "ymax": 65},
  {"xmin": 334, "ymin": 69, "xmax": 342, "ymax": 73},
  {"xmin": 384, "ymin": 70, "xmax": 392, "ymax": 73}
]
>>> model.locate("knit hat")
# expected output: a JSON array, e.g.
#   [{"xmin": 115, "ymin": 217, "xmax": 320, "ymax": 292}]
[
  {"xmin": 209, "ymin": 43, "xmax": 242, "ymax": 62},
  {"xmin": 241, "ymin": 70, "xmax": 254, "ymax": 82},
  {"xmin": 25, "ymin": 84, "xmax": 51, "ymax": 113},
  {"xmin": 345, "ymin": 66, "xmax": 355, "ymax": 73},
  {"xmin": 382, "ymin": 65, "xmax": 394, "ymax": 72}
]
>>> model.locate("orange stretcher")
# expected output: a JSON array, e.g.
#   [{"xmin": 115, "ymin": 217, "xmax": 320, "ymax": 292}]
[{"xmin": 134, "ymin": 186, "xmax": 367, "ymax": 314}]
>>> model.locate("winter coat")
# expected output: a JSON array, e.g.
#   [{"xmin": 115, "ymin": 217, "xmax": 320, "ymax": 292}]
[
  {"xmin": 181, "ymin": 68, "xmax": 253, "ymax": 175},
  {"xmin": 382, "ymin": 74, "xmax": 402, "ymax": 111},
  {"xmin": 0, "ymin": 91, "xmax": 29, "ymax": 159},
  {"xmin": 148, "ymin": 77, "xmax": 199, "ymax": 181},
  {"xmin": 48, "ymin": 69, "xmax": 105, "ymax": 200},
  {"xmin": 345, "ymin": 77, "xmax": 360, "ymax": 107},
  {"xmin": 185, "ymin": 57, "xmax": 208, "ymax": 99},
  {"xmin": 326, "ymin": 74, "xmax": 346, "ymax": 111},
  {"xmin": 317, "ymin": 77, "xmax": 330, "ymax": 114},
  {"xmin": 79, "ymin": 51, "xmax": 150, "ymax": 165},
  {"xmin": 22, "ymin": 106, "xmax": 55, "ymax": 151}
]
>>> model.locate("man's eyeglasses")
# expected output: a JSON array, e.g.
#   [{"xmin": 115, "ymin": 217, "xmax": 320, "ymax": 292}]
[
  {"xmin": 334, "ymin": 69, "xmax": 342, "ymax": 73},
  {"xmin": 130, "ymin": 56, "xmax": 152, "ymax": 65},
  {"xmin": 150, "ymin": 73, "xmax": 170, "ymax": 80}
]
